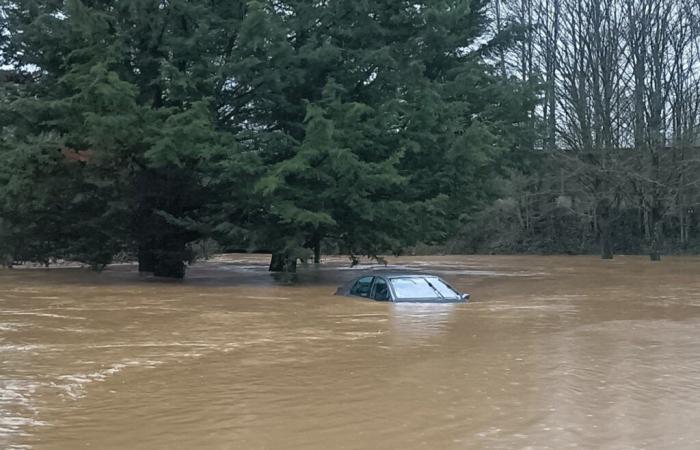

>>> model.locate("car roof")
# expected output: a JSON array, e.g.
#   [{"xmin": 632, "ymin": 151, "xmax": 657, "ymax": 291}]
[{"xmin": 355, "ymin": 272, "xmax": 439, "ymax": 280}]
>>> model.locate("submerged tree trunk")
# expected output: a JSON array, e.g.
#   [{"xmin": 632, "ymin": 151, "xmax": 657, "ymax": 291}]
[
  {"xmin": 200, "ymin": 239, "xmax": 210, "ymax": 260},
  {"xmin": 269, "ymin": 253, "xmax": 284, "ymax": 272},
  {"xmin": 139, "ymin": 233, "xmax": 188, "ymax": 279},
  {"xmin": 313, "ymin": 238, "xmax": 321, "ymax": 264},
  {"xmin": 153, "ymin": 237, "xmax": 188, "ymax": 278},
  {"xmin": 138, "ymin": 240, "xmax": 156, "ymax": 273},
  {"xmin": 153, "ymin": 256, "xmax": 186, "ymax": 278},
  {"xmin": 679, "ymin": 203, "xmax": 686, "ymax": 247},
  {"xmin": 138, "ymin": 240, "xmax": 189, "ymax": 278},
  {"xmin": 649, "ymin": 207, "xmax": 662, "ymax": 261},
  {"xmin": 269, "ymin": 252, "xmax": 297, "ymax": 273},
  {"xmin": 600, "ymin": 229, "xmax": 613, "ymax": 259},
  {"xmin": 597, "ymin": 198, "xmax": 614, "ymax": 259}
]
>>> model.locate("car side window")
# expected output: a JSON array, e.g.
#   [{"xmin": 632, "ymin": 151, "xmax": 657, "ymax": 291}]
[
  {"xmin": 350, "ymin": 276, "xmax": 374, "ymax": 297},
  {"xmin": 371, "ymin": 277, "xmax": 391, "ymax": 301}
]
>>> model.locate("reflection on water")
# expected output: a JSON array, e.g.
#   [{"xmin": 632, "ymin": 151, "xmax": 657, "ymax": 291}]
[
  {"xmin": 3, "ymin": 255, "xmax": 700, "ymax": 449},
  {"xmin": 389, "ymin": 303, "xmax": 455, "ymax": 342}
]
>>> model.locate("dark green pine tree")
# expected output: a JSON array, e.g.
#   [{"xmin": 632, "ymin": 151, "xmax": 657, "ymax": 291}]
[
  {"xmin": 255, "ymin": 81, "xmax": 412, "ymax": 270},
  {"xmin": 218, "ymin": 0, "xmax": 519, "ymax": 271},
  {"xmin": 1, "ymin": 0, "xmax": 246, "ymax": 277},
  {"xmin": 102, "ymin": 0, "xmax": 248, "ymax": 277},
  {"xmin": 0, "ymin": 1, "xmax": 133, "ymax": 269},
  {"xmin": 1, "ymin": 0, "xmax": 533, "ymax": 276}
]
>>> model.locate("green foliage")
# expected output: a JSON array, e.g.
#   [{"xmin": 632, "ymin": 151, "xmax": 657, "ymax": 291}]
[
  {"xmin": 216, "ymin": 0, "xmax": 518, "ymax": 269},
  {"xmin": 1, "ymin": 0, "xmax": 534, "ymax": 276},
  {"xmin": 255, "ymin": 83, "xmax": 410, "ymax": 258}
]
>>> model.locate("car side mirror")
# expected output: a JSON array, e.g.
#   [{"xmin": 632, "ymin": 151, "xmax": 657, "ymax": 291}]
[{"xmin": 461, "ymin": 293, "xmax": 470, "ymax": 301}]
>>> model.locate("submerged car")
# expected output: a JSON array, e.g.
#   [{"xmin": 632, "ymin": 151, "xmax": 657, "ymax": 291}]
[{"xmin": 336, "ymin": 273, "xmax": 470, "ymax": 303}]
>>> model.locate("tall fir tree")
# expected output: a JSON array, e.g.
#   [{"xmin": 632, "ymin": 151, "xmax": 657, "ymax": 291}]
[
  {"xmin": 218, "ymin": 0, "xmax": 520, "ymax": 270},
  {"xmin": 1, "ymin": 0, "xmax": 533, "ymax": 275},
  {"xmin": 1, "ymin": 0, "xmax": 245, "ymax": 277}
]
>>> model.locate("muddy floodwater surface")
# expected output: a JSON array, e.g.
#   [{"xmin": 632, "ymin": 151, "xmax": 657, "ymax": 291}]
[{"xmin": 2, "ymin": 255, "xmax": 700, "ymax": 449}]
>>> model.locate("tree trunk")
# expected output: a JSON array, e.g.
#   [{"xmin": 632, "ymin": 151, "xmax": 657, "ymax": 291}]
[
  {"xmin": 153, "ymin": 257, "xmax": 186, "ymax": 278},
  {"xmin": 138, "ymin": 240, "xmax": 156, "ymax": 273},
  {"xmin": 269, "ymin": 253, "xmax": 284, "ymax": 272},
  {"xmin": 643, "ymin": 204, "xmax": 651, "ymax": 242},
  {"xmin": 200, "ymin": 239, "xmax": 209, "ymax": 260},
  {"xmin": 546, "ymin": 0, "xmax": 560, "ymax": 151},
  {"xmin": 153, "ymin": 237, "xmax": 187, "ymax": 279},
  {"xmin": 679, "ymin": 192, "xmax": 688, "ymax": 247},
  {"xmin": 597, "ymin": 198, "xmax": 613, "ymax": 259},
  {"xmin": 679, "ymin": 206, "xmax": 685, "ymax": 246},
  {"xmin": 600, "ymin": 231, "xmax": 613, "ymax": 259},
  {"xmin": 313, "ymin": 238, "xmax": 321, "ymax": 264},
  {"xmin": 269, "ymin": 252, "xmax": 297, "ymax": 273},
  {"xmin": 495, "ymin": 0, "xmax": 507, "ymax": 79},
  {"xmin": 649, "ymin": 210, "xmax": 662, "ymax": 262}
]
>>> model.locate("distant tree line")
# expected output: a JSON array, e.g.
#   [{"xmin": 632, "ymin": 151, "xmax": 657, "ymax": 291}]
[
  {"xmin": 463, "ymin": 0, "xmax": 700, "ymax": 260},
  {"xmin": 1, "ymin": 0, "xmax": 698, "ymax": 278},
  {"xmin": 0, "ymin": 0, "xmax": 533, "ymax": 277}
]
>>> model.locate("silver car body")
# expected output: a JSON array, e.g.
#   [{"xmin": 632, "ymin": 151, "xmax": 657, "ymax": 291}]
[{"xmin": 335, "ymin": 273, "xmax": 470, "ymax": 303}]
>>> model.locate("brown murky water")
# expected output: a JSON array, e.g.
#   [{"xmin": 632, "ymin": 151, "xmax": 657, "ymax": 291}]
[{"xmin": 2, "ymin": 255, "xmax": 700, "ymax": 449}]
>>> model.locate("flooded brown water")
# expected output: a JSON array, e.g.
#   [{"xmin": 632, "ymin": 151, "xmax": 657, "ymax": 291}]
[{"xmin": 2, "ymin": 255, "xmax": 700, "ymax": 449}]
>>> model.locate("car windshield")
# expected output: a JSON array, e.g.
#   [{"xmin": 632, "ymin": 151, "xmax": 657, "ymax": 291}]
[{"xmin": 390, "ymin": 277, "xmax": 460, "ymax": 300}]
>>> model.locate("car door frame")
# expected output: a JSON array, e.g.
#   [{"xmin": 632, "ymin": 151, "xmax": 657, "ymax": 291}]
[
  {"xmin": 350, "ymin": 276, "xmax": 374, "ymax": 298},
  {"xmin": 369, "ymin": 276, "xmax": 393, "ymax": 302}
]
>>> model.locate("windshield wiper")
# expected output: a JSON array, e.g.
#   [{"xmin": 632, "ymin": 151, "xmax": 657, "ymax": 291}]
[{"xmin": 424, "ymin": 279, "xmax": 445, "ymax": 300}]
